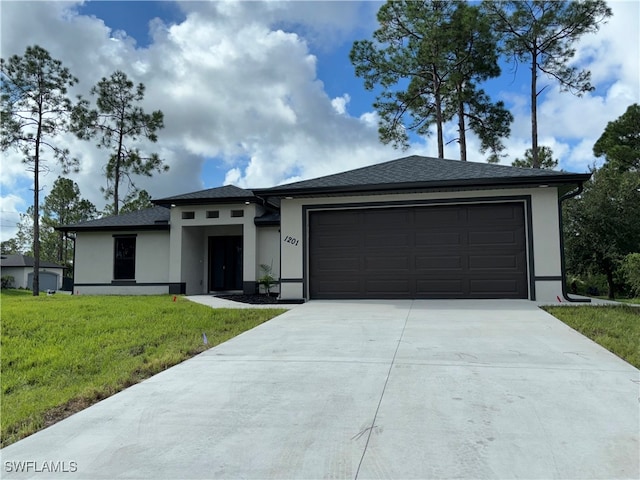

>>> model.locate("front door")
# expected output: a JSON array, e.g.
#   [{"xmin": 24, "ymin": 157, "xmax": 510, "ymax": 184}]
[{"xmin": 208, "ymin": 236, "xmax": 243, "ymax": 291}]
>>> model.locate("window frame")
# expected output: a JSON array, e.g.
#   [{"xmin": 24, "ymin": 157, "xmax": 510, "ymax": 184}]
[{"xmin": 113, "ymin": 235, "xmax": 137, "ymax": 280}]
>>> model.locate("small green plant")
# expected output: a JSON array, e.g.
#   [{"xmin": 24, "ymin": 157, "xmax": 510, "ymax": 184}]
[
  {"xmin": 258, "ymin": 262, "xmax": 277, "ymax": 295},
  {"xmin": 1, "ymin": 275, "xmax": 15, "ymax": 289}
]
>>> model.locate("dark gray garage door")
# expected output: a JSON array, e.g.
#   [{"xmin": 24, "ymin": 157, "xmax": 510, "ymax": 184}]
[{"xmin": 309, "ymin": 202, "xmax": 528, "ymax": 299}]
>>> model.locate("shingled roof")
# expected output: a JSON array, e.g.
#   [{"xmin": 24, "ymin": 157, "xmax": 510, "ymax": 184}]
[
  {"xmin": 58, "ymin": 155, "xmax": 591, "ymax": 231},
  {"xmin": 0, "ymin": 254, "xmax": 65, "ymax": 269},
  {"xmin": 153, "ymin": 185, "xmax": 256, "ymax": 206},
  {"xmin": 57, "ymin": 206, "xmax": 170, "ymax": 232},
  {"xmin": 258, "ymin": 155, "xmax": 591, "ymax": 196}
]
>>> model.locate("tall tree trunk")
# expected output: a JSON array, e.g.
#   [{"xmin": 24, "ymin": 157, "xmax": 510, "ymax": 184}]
[
  {"xmin": 433, "ymin": 66, "xmax": 444, "ymax": 158},
  {"xmin": 605, "ymin": 266, "xmax": 615, "ymax": 300},
  {"xmin": 33, "ymin": 129, "xmax": 41, "ymax": 297},
  {"xmin": 531, "ymin": 47, "xmax": 540, "ymax": 169},
  {"xmin": 114, "ymin": 126, "xmax": 124, "ymax": 215},
  {"xmin": 457, "ymin": 84, "xmax": 467, "ymax": 161},
  {"xmin": 33, "ymin": 175, "xmax": 40, "ymax": 296},
  {"xmin": 114, "ymin": 160, "xmax": 120, "ymax": 216}
]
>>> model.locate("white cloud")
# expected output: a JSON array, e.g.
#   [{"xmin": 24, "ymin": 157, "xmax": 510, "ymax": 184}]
[
  {"xmin": 331, "ymin": 94, "xmax": 351, "ymax": 115},
  {"xmin": 0, "ymin": 0, "xmax": 393, "ymax": 211},
  {"xmin": 0, "ymin": 0, "xmax": 637, "ymax": 236},
  {"xmin": 0, "ymin": 194, "xmax": 26, "ymax": 242},
  {"xmin": 501, "ymin": 0, "xmax": 640, "ymax": 171}
]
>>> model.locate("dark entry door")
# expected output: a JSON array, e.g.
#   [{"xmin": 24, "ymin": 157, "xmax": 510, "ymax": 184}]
[{"xmin": 208, "ymin": 236, "xmax": 243, "ymax": 291}]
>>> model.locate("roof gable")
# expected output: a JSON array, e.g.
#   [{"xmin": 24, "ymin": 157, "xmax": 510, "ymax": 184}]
[
  {"xmin": 0, "ymin": 254, "xmax": 65, "ymax": 269},
  {"xmin": 58, "ymin": 206, "xmax": 170, "ymax": 232},
  {"xmin": 56, "ymin": 156, "xmax": 591, "ymax": 232},
  {"xmin": 259, "ymin": 155, "xmax": 591, "ymax": 196},
  {"xmin": 154, "ymin": 185, "xmax": 256, "ymax": 205}
]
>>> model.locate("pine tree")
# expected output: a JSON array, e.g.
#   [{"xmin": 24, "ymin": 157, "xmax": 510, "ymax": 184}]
[
  {"xmin": 483, "ymin": 0, "xmax": 612, "ymax": 168},
  {"xmin": 1, "ymin": 45, "xmax": 80, "ymax": 295},
  {"xmin": 73, "ymin": 71, "xmax": 166, "ymax": 215}
]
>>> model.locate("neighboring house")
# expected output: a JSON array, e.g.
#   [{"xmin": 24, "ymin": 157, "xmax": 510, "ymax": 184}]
[
  {"xmin": 58, "ymin": 155, "xmax": 591, "ymax": 302},
  {"xmin": 0, "ymin": 254, "xmax": 65, "ymax": 291}
]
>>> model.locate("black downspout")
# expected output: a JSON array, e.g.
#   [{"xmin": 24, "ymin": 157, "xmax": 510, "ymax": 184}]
[
  {"xmin": 69, "ymin": 233, "xmax": 76, "ymax": 295},
  {"xmin": 558, "ymin": 184, "xmax": 590, "ymax": 303}
]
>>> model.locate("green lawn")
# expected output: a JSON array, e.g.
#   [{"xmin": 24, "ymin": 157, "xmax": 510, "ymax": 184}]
[
  {"xmin": 591, "ymin": 296, "xmax": 640, "ymax": 305},
  {"xmin": 543, "ymin": 305, "xmax": 640, "ymax": 369},
  {"xmin": 0, "ymin": 290, "xmax": 286, "ymax": 447}
]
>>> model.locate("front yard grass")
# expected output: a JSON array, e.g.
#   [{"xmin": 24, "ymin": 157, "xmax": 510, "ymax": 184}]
[
  {"xmin": 0, "ymin": 290, "xmax": 286, "ymax": 447},
  {"xmin": 543, "ymin": 305, "xmax": 640, "ymax": 369},
  {"xmin": 592, "ymin": 296, "xmax": 640, "ymax": 305}
]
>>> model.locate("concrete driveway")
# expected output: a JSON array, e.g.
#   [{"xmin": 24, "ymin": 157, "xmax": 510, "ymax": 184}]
[{"xmin": 2, "ymin": 300, "xmax": 638, "ymax": 479}]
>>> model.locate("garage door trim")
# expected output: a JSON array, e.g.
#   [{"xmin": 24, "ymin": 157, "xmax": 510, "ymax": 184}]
[{"xmin": 302, "ymin": 195, "xmax": 535, "ymax": 300}]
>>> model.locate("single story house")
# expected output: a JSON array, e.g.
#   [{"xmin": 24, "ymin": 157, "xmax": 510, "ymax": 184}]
[
  {"xmin": 58, "ymin": 155, "xmax": 591, "ymax": 302},
  {"xmin": 0, "ymin": 254, "xmax": 65, "ymax": 290}
]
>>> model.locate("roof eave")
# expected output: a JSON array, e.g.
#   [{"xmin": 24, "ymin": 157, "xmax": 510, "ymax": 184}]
[
  {"xmin": 56, "ymin": 224, "xmax": 170, "ymax": 233},
  {"xmin": 152, "ymin": 197, "xmax": 260, "ymax": 207},
  {"xmin": 258, "ymin": 174, "xmax": 592, "ymax": 198},
  {"xmin": 254, "ymin": 219, "xmax": 281, "ymax": 227}
]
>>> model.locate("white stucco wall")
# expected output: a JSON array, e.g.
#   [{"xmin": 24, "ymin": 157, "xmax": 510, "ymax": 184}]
[
  {"xmin": 278, "ymin": 187, "xmax": 565, "ymax": 302},
  {"xmin": 168, "ymin": 204, "xmax": 260, "ymax": 294},
  {"xmin": 256, "ymin": 225, "xmax": 281, "ymax": 293},
  {"xmin": 75, "ymin": 232, "xmax": 117, "ymax": 285},
  {"xmin": 74, "ymin": 230, "xmax": 170, "ymax": 295},
  {"xmin": 181, "ymin": 227, "xmax": 205, "ymax": 295},
  {"xmin": 1, "ymin": 266, "xmax": 27, "ymax": 288}
]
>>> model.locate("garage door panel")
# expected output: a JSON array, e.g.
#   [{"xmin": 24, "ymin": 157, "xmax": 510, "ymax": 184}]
[
  {"xmin": 365, "ymin": 256, "xmax": 410, "ymax": 271},
  {"xmin": 469, "ymin": 254, "xmax": 518, "ymax": 270},
  {"xmin": 311, "ymin": 279, "xmax": 361, "ymax": 297},
  {"xmin": 365, "ymin": 279, "xmax": 411, "ymax": 295},
  {"xmin": 415, "ymin": 232, "xmax": 463, "ymax": 246},
  {"xmin": 314, "ymin": 234, "xmax": 362, "ymax": 248},
  {"xmin": 309, "ymin": 203, "xmax": 527, "ymax": 299},
  {"xmin": 313, "ymin": 211, "xmax": 359, "ymax": 226},
  {"xmin": 469, "ymin": 230, "xmax": 520, "ymax": 245},
  {"xmin": 415, "ymin": 207, "xmax": 463, "ymax": 225},
  {"xmin": 416, "ymin": 279, "xmax": 465, "ymax": 296},
  {"xmin": 315, "ymin": 257, "xmax": 360, "ymax": 272},
  {"xmin": 364, "ymin": 233, "xmax": 410, "ymax": 248},
  {"xmin": 468, "ymin": 204, "xmax": 520, "ymax": 223},
  {"xmin": 469, "ymin": 279, "xmax": 523, "ymax": 296},
  {"xmin": 363, "ymin": 209, "xmax": 411, "ymax": 226},
  {"xmin": 28, "ymin": 272, "xmax": 59, "ymax": 291},
  {"xmin": 415, "ymin": 255, "xmax": 463, "ymax": 271}
]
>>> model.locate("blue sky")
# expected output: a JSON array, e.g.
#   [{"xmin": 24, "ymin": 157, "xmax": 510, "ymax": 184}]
[{"xmin": 1, "ymin": 1, "xmax": 638, "ymax": 241}]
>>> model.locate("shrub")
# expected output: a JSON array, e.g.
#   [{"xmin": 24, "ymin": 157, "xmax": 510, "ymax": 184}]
[
  {"xmin": 622, "ymin": 253, "xmax": 640, "ymax": 296},
  {"xmin": 1, "ymin": 275, "xmax": 15, "ymax": 289},
  {"xmin": 258, "ymin": 263, "xmax": 277, "ymax": 295}
]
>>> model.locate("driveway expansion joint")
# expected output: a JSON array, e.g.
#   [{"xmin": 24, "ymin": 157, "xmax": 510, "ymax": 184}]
[{"xmin": 354, "ymin": 300, "xmax": 414, "ymax": 479}]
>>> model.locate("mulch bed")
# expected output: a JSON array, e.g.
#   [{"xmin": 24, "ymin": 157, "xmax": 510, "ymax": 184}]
[{"xmin": 216, "ymin": 294, "xmax": 281, "ymax": 305}]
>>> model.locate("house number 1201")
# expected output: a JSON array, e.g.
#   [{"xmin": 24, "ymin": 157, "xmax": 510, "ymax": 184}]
[{"xmin": 283, "ymin": 235, "xmax": 299, "ymax": 246}]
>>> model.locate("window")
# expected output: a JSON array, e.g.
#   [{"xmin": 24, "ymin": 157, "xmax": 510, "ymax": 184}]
[
  {"xmin": 182, "ymin": 211, "xmax": 195, "ymax": 219},
  {"xmin": 206, "ymin": 210, "xmax": 219, "ymax": 219},
  {"xmin": 114, "ymin": 236, "xmax": 136, "ymax": 280},
  {"xmin": 230, "ymin": 210, "xmax": 244, "ymax": 218}
]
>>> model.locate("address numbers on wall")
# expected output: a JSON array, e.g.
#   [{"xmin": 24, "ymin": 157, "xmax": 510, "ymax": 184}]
[{"xmin": 283, "ymin": 235, "xmax": 300, "ymax": 246}]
